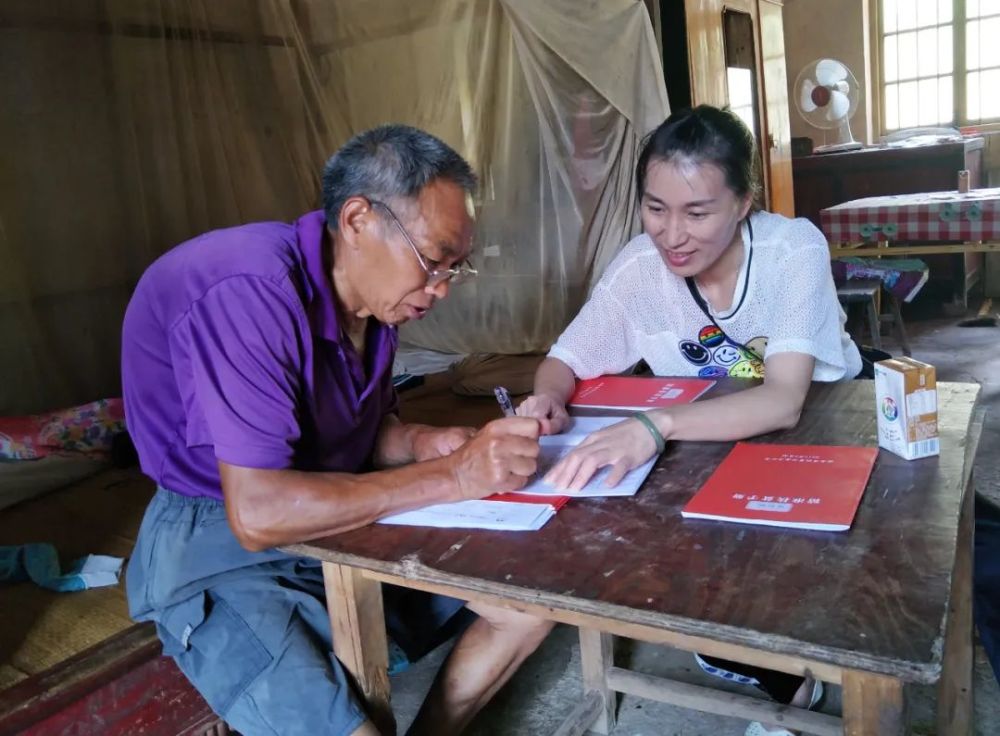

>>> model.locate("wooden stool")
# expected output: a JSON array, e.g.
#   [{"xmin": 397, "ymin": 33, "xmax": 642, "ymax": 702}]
[
  {"xmin": 881, "ymin": 293, "xmax": 912, "ymax": 357},
  {"xmin": 837, "ymin": 279, "xmax": 913, "ymax": 356},
  {"xmin": 837, "ymin": 279, "xmax": 882, "ymax": 350}
]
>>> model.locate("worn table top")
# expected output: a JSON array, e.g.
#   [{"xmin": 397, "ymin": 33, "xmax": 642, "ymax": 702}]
[{"xmin": 288, "ymin": 379, "xmax": 981, "ymax": 683}]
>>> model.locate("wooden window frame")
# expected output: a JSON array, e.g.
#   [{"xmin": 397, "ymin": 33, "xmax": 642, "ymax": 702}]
[{"xmin": 870, "ymin": 0, "xmax": 1000, "ymax": 135}]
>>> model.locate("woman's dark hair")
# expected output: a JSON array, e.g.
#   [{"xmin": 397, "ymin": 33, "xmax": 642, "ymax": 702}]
[{"xmin": 636, "ymin": 105, "xmax": 761, "ymax": 210}]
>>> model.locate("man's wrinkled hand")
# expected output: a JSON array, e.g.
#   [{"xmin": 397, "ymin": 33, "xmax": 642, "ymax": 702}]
[
  {"xmin": 410, "ymin": 425, "xmax": 477, "ymax": 462},
  {"xmin": 449, "ymin": 418, "xmax": 541, "ymax": 499}
]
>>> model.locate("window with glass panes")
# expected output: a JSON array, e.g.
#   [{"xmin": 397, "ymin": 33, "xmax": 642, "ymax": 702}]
[{"xmin": 880, "ymin": 0, "xmax": 1000, "ymax": 130}]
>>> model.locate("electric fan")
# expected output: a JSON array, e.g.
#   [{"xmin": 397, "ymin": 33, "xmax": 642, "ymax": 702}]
[{"xmin": 793, "ymin": 58, "xmax": 863, "ymax": 153}]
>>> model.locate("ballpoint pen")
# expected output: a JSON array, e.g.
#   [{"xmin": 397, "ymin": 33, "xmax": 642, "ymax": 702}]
[{"xmin": 493, "ymin": 385, "xmax": 516, "ymax": 417}]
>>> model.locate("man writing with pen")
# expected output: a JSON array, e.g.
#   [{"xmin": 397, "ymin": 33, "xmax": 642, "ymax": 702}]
[{"xmin": 121, "ymin": 125, "xmax": 553, "ymax": 736}]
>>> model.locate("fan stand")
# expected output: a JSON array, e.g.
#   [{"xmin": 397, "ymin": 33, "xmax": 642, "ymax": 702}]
[{"xmin": 814, "ymin": 117, "xmax": 863, "ymax": 154}]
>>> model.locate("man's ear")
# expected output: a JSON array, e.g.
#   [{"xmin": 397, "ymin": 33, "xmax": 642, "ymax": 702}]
[{"xmin": 338, "ymin": 197, "xmax": 376, "ymax": 250}]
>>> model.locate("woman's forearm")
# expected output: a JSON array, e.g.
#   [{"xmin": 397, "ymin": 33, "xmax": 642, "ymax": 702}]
[
  {"xmin": 651, "ymin": 354, "xmax": 814, "ymax": 442},
  {"xmin": 533, "ymin": 357, "xmax": 577, "ymax": 404},
  {"xmin": 651, "ymin": 382, "xmax": 804, "ymax": 442}
]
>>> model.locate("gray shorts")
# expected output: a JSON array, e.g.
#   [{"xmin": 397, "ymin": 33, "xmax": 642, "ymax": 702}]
[{"xmin": 126, "ymin": 488, "xmax": 470, "ymax": 736}]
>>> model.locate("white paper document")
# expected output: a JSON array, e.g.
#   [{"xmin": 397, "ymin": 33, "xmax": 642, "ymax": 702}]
[
  {"xmin": 377, "ymin": 417, "xmax": 658, "ymax": 531},
  {"xmin": 379, "ymin": 498, "xmax": 555, "ymax": 531}
]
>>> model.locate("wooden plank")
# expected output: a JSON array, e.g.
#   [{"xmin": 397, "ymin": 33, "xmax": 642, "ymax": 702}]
[
  {"xmin": 605, "ymin": 666, "xmax": 842, "ymax": 736},
  {"xmin": 362, "ymin": 569, "xmax": 843, "ymax": 685},
  {"xmin": 552, "ymin": 691, "xmax": 605, "ymax": 736},
  {"xmin": 683, "ymin": 0, "xmax": 728, "ymax": 107},
  {"xmin": 841, "ymin": 670, "xmax": 905, "ymax": 736},
  {"xmin": 830, "ymin": 241, "xmax": 1000, "ymax": 257},
  {"xmin": 322, "ymin": 561, "xmax": 393, "ymax": 735},
  {"xmin": 960, "ymin": 408, "xmax": 986, "ymax": 498},
  {"xmin": 935, "ymin": 404, "xmax": 985, "ymax": 733},
  {"xmin": 937, "ymin": 473, "xmax": 977, "ymax": 736},
  {"xmin": 10, "ymin": 654, "xmax": 221, "ymax": 736},
  {"xmin": 578, "ymin": 629, "xmax": 615, "ymax": 734},
  {"xmin": 758, "ymin": 0, "xmax": 796, "ymax": 217},
  {"xmin": 0, "ymin": 624, "xmax": 160, "ymax": 734},
  {"xmin": 289, "ymin": 381, "xmax": 980, "ymax": 683},
  {"xmin": 837, "ymin": 280, "xmax": 881, "ymax": 298}
]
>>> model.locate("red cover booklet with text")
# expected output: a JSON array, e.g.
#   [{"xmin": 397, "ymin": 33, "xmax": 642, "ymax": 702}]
[
  {"xmin": 569, "ymin": 376, "xmax": 715, "ymax": 410},
  {"xmin": 486, "ymin": 492, "xmax": 571, "ymax": 510},
  {"xmin": 681, "ymin": 443, "xmax": 879, "ymax": 531}
]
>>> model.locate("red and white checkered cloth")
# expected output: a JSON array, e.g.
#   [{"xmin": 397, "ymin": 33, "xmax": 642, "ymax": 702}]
[{"xmin": 821, "ymin": 187, "xmax": 1000, "ymax": 243}]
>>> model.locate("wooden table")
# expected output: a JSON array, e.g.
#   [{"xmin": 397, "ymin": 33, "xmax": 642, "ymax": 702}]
[{"xmin": 286, "ymin": 379, "xmax": 982, "ymax": 735}]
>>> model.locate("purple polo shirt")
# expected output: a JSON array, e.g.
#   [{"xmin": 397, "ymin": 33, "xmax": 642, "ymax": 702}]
[{"xmin": 121, "ymin": 211, "xmax": 398, "ymax": 499}]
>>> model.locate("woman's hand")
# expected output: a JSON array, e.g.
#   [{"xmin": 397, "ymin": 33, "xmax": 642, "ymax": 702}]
[
  {"xmin": 544, "ymin": 417, "xmax": 658, "ymax": 492},
  {"xmin": 516, "ymin": 393, "xmax": 571, "ymax": 435},
  {"xmin": 410, "ymin": 425, "xmax": 477, "ymax": 461}
]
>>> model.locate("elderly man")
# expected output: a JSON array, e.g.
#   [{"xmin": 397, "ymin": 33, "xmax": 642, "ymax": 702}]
[{"xmin": 122, "ymin": 125, "xmax": 552, "ymax": 736}]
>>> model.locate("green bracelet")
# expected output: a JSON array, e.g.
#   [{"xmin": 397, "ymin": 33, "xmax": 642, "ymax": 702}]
[{"xmin": 633, "ymin": 412, "xmax": 666, "ymax": 454}]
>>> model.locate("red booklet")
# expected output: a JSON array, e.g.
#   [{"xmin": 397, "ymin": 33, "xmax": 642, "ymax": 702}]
[
  {"xmin": 568, "ymin": 376, "xmax": 715, "ymax": 410},
  {"xmin": 487, "ymin": 493, "xmax": 571, "ymax": 510},
  {"xmin": 681, "ymin": 443, "xmax": 879, "ymax": 532}
]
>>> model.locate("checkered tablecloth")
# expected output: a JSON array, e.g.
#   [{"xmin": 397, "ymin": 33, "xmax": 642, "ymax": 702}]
[{"xmin": 821, "ymin": 187, "xmax": 1000, "ymax": 243}]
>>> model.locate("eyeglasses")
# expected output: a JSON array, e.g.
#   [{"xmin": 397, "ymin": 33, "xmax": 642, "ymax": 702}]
[{"xmin": 370, "ymin": 200, "xmax": 478, "ymax": 287}]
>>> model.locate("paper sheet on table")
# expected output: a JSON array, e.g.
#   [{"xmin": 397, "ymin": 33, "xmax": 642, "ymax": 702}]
[
  {"xmin": 379, "ymin": 498, "xmax": 555, "ymax": 531},
  {"xmin": 377, "ymin": 417, "xmax": 656, "ymax": 530},
  {"xmin": 511, "ymin": 416, "xmax": 657, "ymax": 497}
]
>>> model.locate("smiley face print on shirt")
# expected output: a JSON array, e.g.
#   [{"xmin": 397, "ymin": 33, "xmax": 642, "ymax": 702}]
[
  {"xmin": 679, "ymin": 340, "xmax": 711, "ymax": 366},
  {"xmin": 680, "ymin": 327, "xmax": 767, "ymax": 379}
]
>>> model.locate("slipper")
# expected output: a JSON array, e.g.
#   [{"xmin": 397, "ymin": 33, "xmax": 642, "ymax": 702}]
[{"xmin": 743, "ymin": 680, "xmax": 824, "ymax": 736}]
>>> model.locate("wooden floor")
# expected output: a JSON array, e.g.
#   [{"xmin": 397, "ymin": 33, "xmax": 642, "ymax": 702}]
[{"xmin": 0, "ymin": 467, "xmax": 155, "ymax": 689}]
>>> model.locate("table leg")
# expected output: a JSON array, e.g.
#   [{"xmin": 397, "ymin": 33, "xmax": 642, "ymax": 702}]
[
  {"xmin": 887, "ymin": 294, "xmax": 911, "ymax": 356},
  {"xmin": 937, "ymin": 479, "xmax": 975, "ymax": 736},
  {"xmin": 322, "ymin": 561, "xmax": 394, "ymax": 735},
  {"xmin": 579, "ymin": 628, "xmax": 615, "ymax": 735},
  {"xmin": 841, "ymin": 671, "xmax": 905, "ymax": 735},
  {"xmin": 865, "ymin": 296, "xmax": 882, "ymax": 350}
]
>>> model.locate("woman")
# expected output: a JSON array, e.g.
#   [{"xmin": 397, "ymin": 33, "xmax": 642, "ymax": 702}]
[{"xmin": 517, "ymin": 105, "xmax": 861, "ymax": 736}]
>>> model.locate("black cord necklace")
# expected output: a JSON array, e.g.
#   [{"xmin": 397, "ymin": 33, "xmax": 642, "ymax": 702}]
[{"xmin": 684, "ymin": 219, "xmax": 761, "ymax": 361}]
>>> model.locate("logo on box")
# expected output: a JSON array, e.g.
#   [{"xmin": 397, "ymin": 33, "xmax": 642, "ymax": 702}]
[{"xmin": 881, "ymin": 396, "xmax": 898, "ymax": 422}]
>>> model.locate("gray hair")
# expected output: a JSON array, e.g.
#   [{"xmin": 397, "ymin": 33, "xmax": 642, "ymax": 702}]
[{"xmin": 321, "ymin": 124, "xmax": 477, "ymax": 229}]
